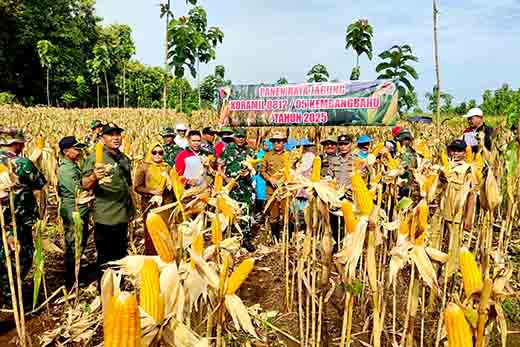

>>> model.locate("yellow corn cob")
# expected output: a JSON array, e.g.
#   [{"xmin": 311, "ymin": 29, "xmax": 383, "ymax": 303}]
[
  {"xmin": 371, "ymin": 172, "xmax": 382, "ymax": 186},
  {"xmin": 95, "ymin": 143, "xmax": 104, "ymax": 164},
  {"xmin": 384, "ymin": 152, "xmax": 398, "ymax": 170},
  {"xmin": 396, "ymin": 141, "xmax": 402, "ymax": 153},
  {"xmin": 399, "ymin": 214, "xmax": 412, "ymax": 236},
  {"xmin": 139, "ymin": 259, "xmax": 164, "ymax": 322},
  {"xmin": 444, "ymin": 303, "xmax": 473, "ymax": 347},
  {"xmin": 145, "ymin": 212, "xmax": 176, "ymax": 262},
  {"xmin": 246, "ymin": 158, "xmax": 262, "ymax": 166},
  {"xmin": 352, "ymin": 175, "xmax": 374, "ymax": 216},
  {"xmin": 460, "ymin": 247, "xmax": 483, "ymax": 298},
  {"xmin": 283, "ymin": 152, "xmax": 291, "ymax": 182},
  {"xmin": 225, "ymin": 177, "xmax": 237, "ymax": 191},
  {"xmin": 422, "ymin": 174, "xmax": 437, "ymax": 195},
  {"xmin": 441, "ymin": 150, "xmax": 450, "ymax": 172},
  {"xmin": 211, "ymin": 217, "xmax": 222, "ymax": 246},
  {"xmin": 217, "ymin": 196, "xmax": 234, "ymax": 219},
  {"xmin": 35, "ymin": 134, "xmax": 45, "ymax": 149},
  {"xmin": 311, "ymin": 156, "xmax": 321, "ymax": 182},
  {"xmin": 192, "ymin": 233, "xmax": 204, "ymax": 256},
  {"xmin": 341, "ymin": 200, "xmax": 359, "ymax": 234},
  {"xmin": 371, "ymin": 142, "xmax": 385, "ymax": 156},
  {"xmin": 465, "ymin": 146, "xmax": 474, "ymax": 164},
  {"xmin": 104, "ymin": 292, "xmax": 141, "ymax": 347},
  {"xmin": 418, "ymin": 201, "xmax": 428, "ymax": 231},
  {"xmin": 474, "ymin": 152, "xmax": 483, "ymax": 182},
  {"xmin": 226, "ymin": 258, "xmax": 255, "ymax": 295},
  {"xmin": 214, "ymin": 174, "xmax": 223, "ymax": 193}
]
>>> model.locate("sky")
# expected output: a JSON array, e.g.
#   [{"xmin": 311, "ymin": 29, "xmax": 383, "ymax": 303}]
[{"xmin": 96, "ymin": 0, "xmax": 520, "ymax": 107}]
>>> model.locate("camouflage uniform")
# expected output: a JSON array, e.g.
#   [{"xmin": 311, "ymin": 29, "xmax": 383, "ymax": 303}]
[
  {"xmin": 164, "ymin": 144, "xmax": 183, "ymax": 167},
  {"xmin": 0, "ymin": 140, "xmax": 46, "ymax": 307},
  {"xmin": 83, "ymin": 120, "xmax": 103, "ymax": 147},
  {"xmin": 218, "ymin": 142, "xmax": 255, "ymax": 242},
  {"xmin": 201, "ymin": 140, "xmax": 215, "ymax": 156}
]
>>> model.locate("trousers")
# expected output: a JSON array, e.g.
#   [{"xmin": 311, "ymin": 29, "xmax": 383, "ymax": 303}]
[{"xmin": 94, "ymin": 223, "xmax": 128, "ymax": 286}]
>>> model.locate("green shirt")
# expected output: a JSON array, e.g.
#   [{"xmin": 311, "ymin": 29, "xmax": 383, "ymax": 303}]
[
  {"xmin": 58, "ymin": 158, "xmax": 89, "ymax": 217},
  {"xmin": 82, "ymin": 147, "xmax": 133, "ymax": 226}
]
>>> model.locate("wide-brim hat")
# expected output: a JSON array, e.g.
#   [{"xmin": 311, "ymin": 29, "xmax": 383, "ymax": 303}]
[
  {"xmin": 101, "ymin": 122, "xmax": 124, "ymax": 135},
  {"xmin": 0, "ymin": 128, "xmax": 26, "ymax": 146},
  {"xmin": 270, "ymin": 132, "xmax": 287, "ymax": 141}
]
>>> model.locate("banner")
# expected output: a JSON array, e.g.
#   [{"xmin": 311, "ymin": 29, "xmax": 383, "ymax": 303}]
[{"xmin": 217, "ymin": 80, "xmax": 399, "ymax": 127}]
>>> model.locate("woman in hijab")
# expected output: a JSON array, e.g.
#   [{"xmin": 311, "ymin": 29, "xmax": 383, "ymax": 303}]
[{"xmin": 134, "ymin": 142, "xmax": 174, "ymax": 255}]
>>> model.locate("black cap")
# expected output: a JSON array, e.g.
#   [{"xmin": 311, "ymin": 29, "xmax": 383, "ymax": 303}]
[
  {"xmin": 101, "ymin": 122, "xmax": 124, "ymax": 135},
  {"xmin": 59, "ymin": 136, "xmax": 86, "ymax": 152},
  {"xmin": 202, "ymin": 127, "xmax": 216, "ymax": 135},
  {"xmin": 338, "ymin": 134, "xmax": 352, "ymax": 144},
  {"xmin": 447, "ymin": 139, "xmax": 467, "ymax": 151}
]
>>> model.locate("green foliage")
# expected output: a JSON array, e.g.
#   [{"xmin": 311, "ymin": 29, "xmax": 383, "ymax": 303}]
[
  {"xmin": 32, "ymin": 220, "xmax": 46, "ymax": 310},
  {"xmin": 276, "ymin": 77, "xmax": 288, "ymax": 85},
  {"xmin": 345, "ymin": 19, "xmax": 373, "ymax": 80},
  {"xmin": 167, "ymin": 6, "xmax": 224, "ymax": 78},
  {"xmin": 376, "ymin": 45, "xmax": 419, "ymax": 112},
  {"xmin": 200, "ymin": 65, "xmax": 230, "ymax": 104},
  {"xmin": 0, "ymin": 92, "xmax": 16, "ymax": 105},
  {"xmin": 168, "ymin": 77, "xmax": 200, "ymax": 114},
  {"xmin": 425, "ymin": 86, "xmax": 454, "ymax": 114},
  {"xmin": 36, "ymin": 40, "xmax": 57, "ymax": 68},
  {"xmin": 307, "ymin": 64, "xmax": 329, "ymax": 83},
  {"xmin": 501, "ymin": 298, "xmax": 520, "ymax": 323}
]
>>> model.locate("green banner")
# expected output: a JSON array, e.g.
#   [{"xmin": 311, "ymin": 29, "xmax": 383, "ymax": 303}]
[{"xmin": 217, "ymin": 80, "xmax": 399, "ymax": 127}]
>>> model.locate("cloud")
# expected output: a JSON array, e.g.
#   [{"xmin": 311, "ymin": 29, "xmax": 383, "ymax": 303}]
[{"xmin": 96, "ymin": 0, "xmax": 520, "ymax": 106}]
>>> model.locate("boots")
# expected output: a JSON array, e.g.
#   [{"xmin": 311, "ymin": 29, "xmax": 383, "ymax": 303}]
[{"xmin": 270, "ymin": 223, "xmax": 280, "ymax": 242}]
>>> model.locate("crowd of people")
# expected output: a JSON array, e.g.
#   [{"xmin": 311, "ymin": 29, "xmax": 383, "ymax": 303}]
[{"xmin": 0, "ymin": 107, "xmax": 495, "ymax": 304}]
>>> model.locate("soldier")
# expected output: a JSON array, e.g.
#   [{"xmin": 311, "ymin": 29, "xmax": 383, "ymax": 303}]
[
  {"xmin": 0, "ymin": 128, "xmax": 46, "ymax": 306},
  {"xmin": 57, "ymin": 136, "xmax": 89, "ymax": 290},
  {"xmin": 396, "ymin": 129, "xmax": 417, "ymax": 170},
  {"xmin": 161, "ymin": 127, "xmax": 182, "ymax": 167},
  {"xmin": 261, "ymin": 132, "xmax": 288, "ymax": 242},
  {"xmin": 84, "ymin": 120, "xmax": 103, "ymax": 147},
  {"xmin": 218, "ymin": 128, "xmax": 256, "ymax": 252},
  {"xmin": 201, "ymin": 127, "xmax": 216, "ymax": 155},
  {"xmin": 320, "ymin": 136, "xmax": 338, "ymax": 178},
  {"xmin": 82, "ymin": 122, "xmax": 134, "ymax": 286}
]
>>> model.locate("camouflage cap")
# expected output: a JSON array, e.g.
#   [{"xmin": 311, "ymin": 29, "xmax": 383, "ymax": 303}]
[
  {"xmin": 218, "ymin": 127, "xmax": 234, "ymax": 136},
  {"xmin": 0, "ymin": 128, "xmax": 26, "ymax": 146},
  {"xmin": 160, "ymin": 127, "xmax": 176, "ymax": 137},
  {"xmin": 90, "ymin": 119, "xmax": 103, "ymax": 129},
  {"xmin": 234, "ymin": 128, "xmax": 247, "ymax": 137}
]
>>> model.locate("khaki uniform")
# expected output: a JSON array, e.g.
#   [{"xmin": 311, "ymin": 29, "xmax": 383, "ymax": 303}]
[{"xmin": 261, "ymin": 150, "xmax": 287, "ymax": 225}]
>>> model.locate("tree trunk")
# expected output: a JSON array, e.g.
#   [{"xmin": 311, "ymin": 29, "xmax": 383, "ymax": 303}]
[
  {"xmin": 123, "ymin": 65, "xmax": 127, "ymax": 108},
  {"xmin": 433, "ymin": 0, "xmax": 441, "ymax": 136},
  {"xmin": 97, "ymin": 85, "xmax": 100, "ymax": 108},
  {"xmin": 104, "ymin": 71, "xmax": 110, "ymax": 108},
  {"xmin": 46, "ymin": 66, "xmax": 50, "ymax": 106},
  {"xmin": 197, "ymin": 57, "xmax": 201, "ymax": 108},
  {"xmin": 163, "ymin": 0, "xmax": 171, "ymax": 110}
]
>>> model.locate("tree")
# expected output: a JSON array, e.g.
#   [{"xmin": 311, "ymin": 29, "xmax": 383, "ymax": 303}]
[
  {"xmin": 200, "ymin": 65, "xmax": 230, "ymax": 105},
  {"xmin": 345, "ymin": 19, "xmax": 373, "ymax": 80},
  {"xmin": 36, "ymin": 40, "xmax": 56, "ymax": 106},
  {"xmin": 307, "ymin": 64, "xmax": 329, "ymax": 83},
  {"xmin": 425, "ymin": 86, "xmax": 453, "ymax": 114},
  {"xmin": 376, "ymin": 45, "xmax": 419, "ymax": 111},
  {"xmin": 215, "ymin": 65, "xmax": 225, "ymax": 79},
  {"xmin": 92, "ymin": 44, "xmax": 111, "ymax": 107},
  {"xmin": 277, "ymin": 77, "xmax": 288, "ymax": 85}
]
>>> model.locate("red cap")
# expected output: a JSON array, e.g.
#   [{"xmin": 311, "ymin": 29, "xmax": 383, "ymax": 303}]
[{"xmin": 392, "ymin": 126, "xmax": 401, "ymax": 138}]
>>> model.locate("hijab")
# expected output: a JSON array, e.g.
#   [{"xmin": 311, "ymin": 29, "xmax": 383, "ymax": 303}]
[{"xmin": 144, "ymin": 142, "xmax": 170, "ymax": 192}]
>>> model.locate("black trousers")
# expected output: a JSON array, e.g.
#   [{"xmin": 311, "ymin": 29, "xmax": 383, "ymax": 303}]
[{"xmin": 94, "ymin": 223, "xmax": 128, "ymax": 286}]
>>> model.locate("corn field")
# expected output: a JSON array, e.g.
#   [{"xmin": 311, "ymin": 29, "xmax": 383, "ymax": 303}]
[{"xmin": 0, "ymin": 105, "xmax": 519, "ymax": 347}]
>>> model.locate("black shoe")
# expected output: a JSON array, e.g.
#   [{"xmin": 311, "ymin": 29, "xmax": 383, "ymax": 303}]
[
  {"xmin": 270, "ymin": 223, "xmax": 280, "ymax": 242},
  {"xmin": 243, "ymin": 240, "xmax": 256, "ymax": 252}
]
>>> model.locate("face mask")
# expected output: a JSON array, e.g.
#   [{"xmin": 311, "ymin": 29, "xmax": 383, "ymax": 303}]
[{"xmin": 357, "ymin": 151, "xmax": 368, "ymax": 159}]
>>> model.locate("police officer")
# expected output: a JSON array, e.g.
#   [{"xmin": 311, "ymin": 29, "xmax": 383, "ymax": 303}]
[
  {"xmin": 57, "ymin": 136, "xmax": 90, "ymax": 289},
  {"xmin": 320, "ymin": 136, "xmax": 338, "ymax": 178},
  {"xmin": 218, "ymin": 128, "xmax": 256, "ymax": 251}
]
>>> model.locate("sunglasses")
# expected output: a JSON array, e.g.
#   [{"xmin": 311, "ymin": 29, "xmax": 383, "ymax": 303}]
[
  {"xmin": 272, "ymin": 140, "xmax": 285, "ymax": 144},
  {"xmin": 152, "ymin": 150, "xmax": 164, "ymax": 155}
]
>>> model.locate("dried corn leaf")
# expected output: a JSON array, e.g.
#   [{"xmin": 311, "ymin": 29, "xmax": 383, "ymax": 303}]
[
  {"xmin": 410, "ymin": 245, "xmax": 439, "ymax": 293},
  {"xmin": 224, "ymin": 294, "xmax": 259, "ymax": 338}
]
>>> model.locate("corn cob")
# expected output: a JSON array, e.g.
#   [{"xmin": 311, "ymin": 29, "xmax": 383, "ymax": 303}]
[
  {"xmin": 214, "ymin": 174, "xmax": 223, "ymax": 193},
  {"xmin": 226, "ymin": 258, "xmax": 255, "ymax": 295},
  {"xmin": 399, "ymin": 213, "xmax": 412, "ymax": 236},
  {"xmin": 371, "ymin": 172, "xmax": 382, "ymax": 186},
  {"xmin": 384, "ymin": 152, "xmax": 399, "ymax": 170},
  {"xmin": 225, "ymin": 177, "xmax": 237, "ymax": 191},
  {"xmin": 283, "ymin": 152, "xmax": 292, "ymax": 182},
  {"xmin": 311, "ymin": 155, "xmax": 321, "ymax": 182},
  {"xmin": 217, "ymin": 196, "xmax": 234, "ymax": 219},
  {"xmin": 465, "ymin": 146, "xmax": 474, "ymax": 164},
  {"xmin": 211, "ymin": 217, "xmax": 222, "ymax": 246},
  {"xmin": 371, "ymin": 142, "xmax": 385, "ymax": 156},
  {"xmin": 460, "ymin": 247, "xmax": 483, "ymax": 298},
  {"xmin": 444, "ymin": 303, "xmax": 473, "ymax": 347},
  {"xmin": 95, "ymin": 143, "xmax": 104, "ymax": 164},
  {"xmin": 441, "ymin": 150, "xmax": 450, "ymax": 172},
  {"xmin": 352, "ymin": 175, "xmax": 374, "ymax": 216},
  {"xmin": 192, "ymin": 233, "xmax": 204, "ymax": 256},
  {"xmin": 139, "ymin": 259, "xmax": 164, "ymax": 322},
  {"xmin": 396, "ymin": 141, "xmax": 402, "ymax": 153},
  {"xmin": 474, "ymin": 152, "xmax": 483, "ymax": 182},
  {"xmin": 104, "ymin": 292, "xmax": 141, "ymax": 347},
  {"xmin": 145, "ymin": 212, "xmax": 176, "ymax": 262},
  {"xmin": 341, "ymin": 200, "xmax": 359, "ymax": 234},
  {"xmin": 35, "ymin": 134, "xmax": 45, "ymax": 149}
]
